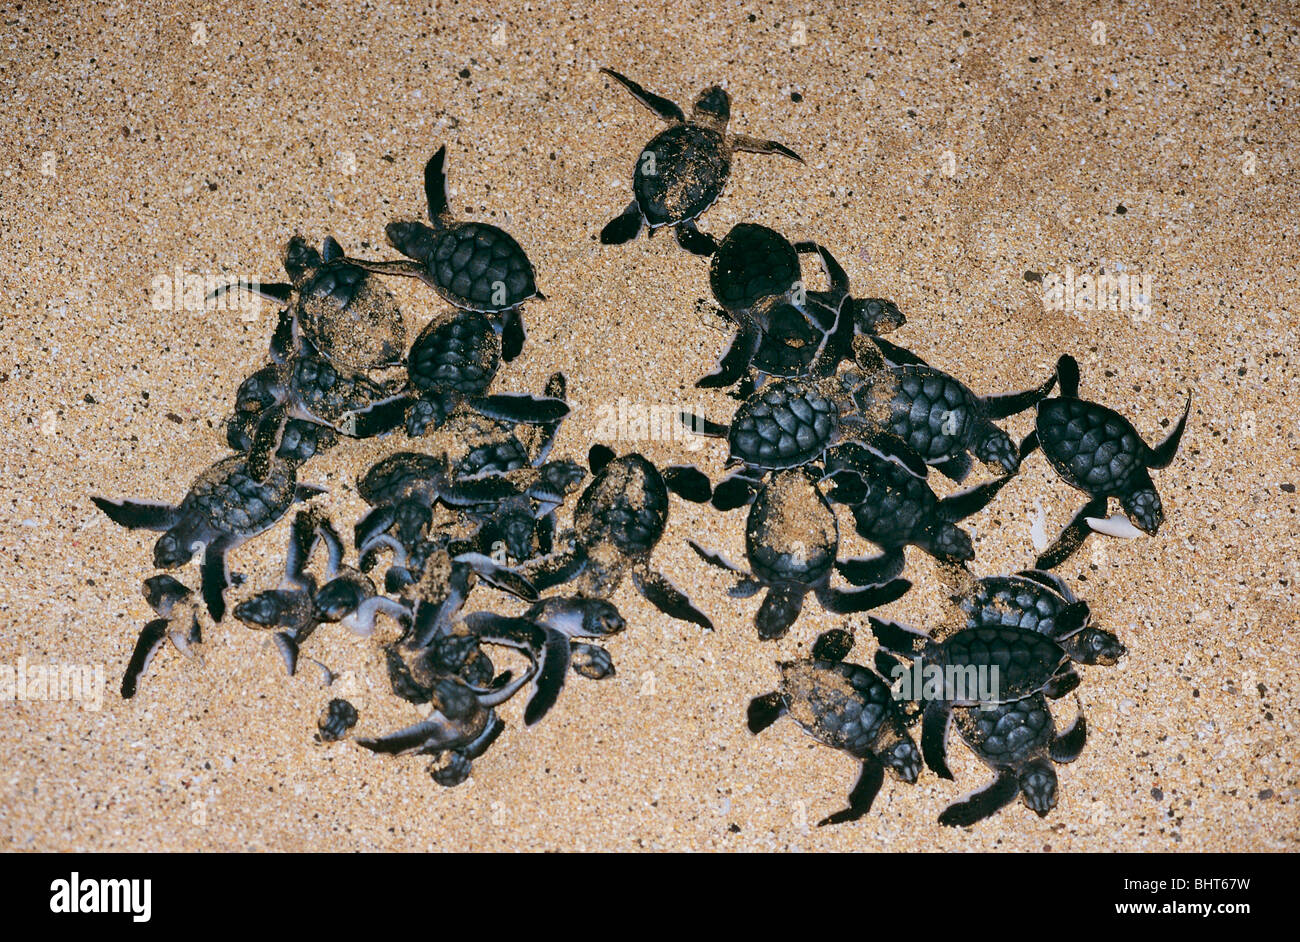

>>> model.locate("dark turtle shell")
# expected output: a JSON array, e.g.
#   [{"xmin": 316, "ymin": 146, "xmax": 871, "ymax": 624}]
[
  {"xmin": 823, "ymin": 442, "xmax": 936, "ymax": 546},
  {"xmin": 749, "ymin": 301, "xmax": 829, "ymax": 377},
  {"xmin": 729, "ymin": 379, "xmax": 840, "ymax": 469},
  {"xmin": 1036, "ymin": 397, "xmax": 1147, "ymax": 496},
  {"xmin": 182, "ymin": 455, "xmax": 299, "ymax": 539},
  {"xmin": 573, "ymin": 453, "xmax": 669, "ymax": 557},
  {"xmin": 395, "ymin": 220, "xmax": 538, "ymax": 312},
  {"xmin": 292, "ymin": 352, "xmax": 396, "ymax": 425},
  {"xmin": 952, "ymin": 694, "xmax": 1053, "ymax": 764},
  {"xmin": 746, "ymin": 471, "xmax": 837, "ymax": 586},
  {"xmin": 859, "ymin": 366, "xmax": 980, "ymax": 464},
  {"xmin": 959, "ymin": 576, "xmax": 1075, "ymax": 639},
  {"xmin": 937, "ymin": 626, "xmax": 1068, "ymax": 702},
  {"xmin": 357, "ymin": 452, "xmax": 444, "ymax": 506},
  {"xmin": 407, "ymin": 310, "xmax": 499, "ymax": 397},
  {"xmin": 297, "ymin": 261, "xmax": 406, "ymax": 371},
  {"xmin": 454, "ymin": 434, "xmax": 531, "ymax": 479},
  {"xmin": 633, "ymin": 123, "xmax": 731, "ymax": 227},
  {"xmin": 779, "ymin": 659, "xmax": 893, "ymax": 755},
  {"xmin": 709, "ymin": 223, "xmax": 800, "ymax": 312}
]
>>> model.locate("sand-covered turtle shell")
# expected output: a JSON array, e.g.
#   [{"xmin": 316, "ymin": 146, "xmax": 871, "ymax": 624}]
[
  {"xmin": 357, "ymin": 452, "xmax": 445, "ymax": 506},
  {"xmin": 297, "ymin": 261, "xmax": 406, "ymax": 371},
  {"xmin": 407, "ymin": 310, "xmax": 500, "ymax": 397},
  {"xmin": 779, "ymin": 659, "xmax": 894, "ymax": 756},
  {"xmin": 729, "ymin": 379, "xmax": 839, "ymax": 469},
  {"xmin": 633, "ymin": 123, "xmax": 731, "ymax": 227},
  {"xmin": 709, "ymin": 223, "xmax": 801, "ymax": 311},
  {"xmin": 181, "ymin": 454, "xmax": 299, "ymax": 539},
  {"xmin": 1036, "ymin": 397, "xmax": 1147, "ymax": 496},
  {"xmin": 745, "ymin": 471, "xmax": 837, "ymax": 585},
  {"xmin": 573, "ymin": 453, "xmax": 669, "ymax": 557},
  {"xmin": 823, "ymin": 442, "xmax": 935, "ymax": 543}
]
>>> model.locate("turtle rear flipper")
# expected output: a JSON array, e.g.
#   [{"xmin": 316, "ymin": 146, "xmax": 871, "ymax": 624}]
[
  {"xmin": 675, "ymin": 221, "xmax": 717, "ymax": 256},
  {"xmin": 600, "ymin": 68, "xmax": 685, "ymax": 122},
  {"xmin": 570, "ymin": 642, "xmax": 616, "ymax": 680},
  {"xmin": 933, "ymin": 451, "xmax": 973, "ymax": 483},
  {"xmin": 920, "ymin": 699, "xmax": 955, "ymax": 780},
  {"xmin": 697, "ymin": 322, "xmax": 760, "ymax": 389},
  {"xmin": 981, "ymin": 370, "xmax": 1058, "ymax": 420},
  {"xmin": 1050, "ymin": 708, "xmax": 1088, "ymax": 763},
  {"xmin": 938, "ymin": 769, "xmax": 1020, "ymax": 827},
  {"xmin": 730, "ymin": 134, "xmax": 804, "ymax": 163},
  {"xmin": 834, "ymin": 549, "xmax": 906, "ymax": 587},
  {"xmin": 711, "ymin": 474, "xmax": 759, "ymax": 511},
  {"xmin": 200, "ymin": 536, "xmax": 233, "ymax": 622},
  {"xmin": 746, "ymin": 692, "xmax": 787, "ymax": 734},
  {"xmin": 633, "ymin": 568, "xmax": 714, "ymax": 631},
  {"xmin": 818, "ymin": 756, "xmax": 885, "ymax": 826},
  {"xmin": 812, "ymin": 628, "xmax": 855, "ymax": 662},
  {"xmin": 820, "ymin": 578, "xmax": 912, "ymax": 614},
  {"xmin": 678, "ymin": 409, "xmax": 728, "ymax": 438},
  {"xmin": 601, "ymin": 202, "xmax": 644, "ymax": 245},
  {"xmin": 92, "ymin": 496, "xmax": 181, "ymax": 531},
  {"xmin": 1147, "ymin": 391, "xmax": 1192, "ymax": 469},
  {"xmin": 867, "ymin": 616, "xmax": 927, "ymax": 655},
  {"xmin": 663, "ymin": 464, "xmax": 712, "ymax": 503},
  {"xmin": 121, "ymin": 618, "xmax": 170, "ymax": 699},
  {"xmin": 1036, "ymin": 495, "xmax": 1109, "ymax": 570},
  {"xmin": 500, "ymin": 308, "xmax": 527, "ymax": 362}
]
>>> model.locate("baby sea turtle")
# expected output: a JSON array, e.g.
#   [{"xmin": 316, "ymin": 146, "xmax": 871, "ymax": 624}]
[
  {"xmin": 598, "ymin": 69, "xmax": 803, "ymax": 254},
  {"xmin": 341, "ymin": 147, "xmax": 542, "ymax": 359},
  {"xmin": 845, "ymin": 339, "xmax": 1056, "ymax": 482},
  {"xmin": 464, "ymin": 596, "xmax": 627, "ymax": 726},
  {"xmin": 949, "ymin": 568, "xmax": 1127, "ymax": 666},
  {"xmin": 700, "ymin": 233, "xmax": 905, "ymax": 391},
  {"xmin": 121, "ymin": 575, "xmax": 201, "ymax": 699},
  {"xmin": 1020, "ymin": 355, "xmax": 1191, "ymax": 569},
  {"xmin": 690, "ymin": 470, "xmax": 912, "ymax": 639},
  {"xmin": 939, "ymin": 694, "xmax": 1087, "ymax": 826},
  {"xmin": 233, "ymin": 510, "xmax": 408, "ymax": 676},
  {"xmin": 521, "ymin": 445, "xmax": 714, "ymax": 630},
  {"xmin": 92, "ymin": 454, "xmax": 324, "ymax": 622},
  {"xmin": 821, "ymin": 439, "xmax": 1016, "ymax": 578},
  {"xmin": 351, "ymin": 309, "xmax": 568, "ymax": 438},
  {"xmin": 211, "ymin": 235, "xmax": 407, "ymax": 372},
  {"xmin": 748, "ymin": 629, "xmax": 922, "ymax": 825},
  {"xmin": 318, "ymin": 698, "xmax": 359, "ymax": 742},
  {"xmin": 868, "ymin": 617, "xmax": 1074, "ymax": 780}
]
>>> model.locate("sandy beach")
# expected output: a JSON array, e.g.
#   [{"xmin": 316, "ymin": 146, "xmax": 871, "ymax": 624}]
[{"xmin": 0, "ymin": 0, "xmax": 1296, "ymax": 851}]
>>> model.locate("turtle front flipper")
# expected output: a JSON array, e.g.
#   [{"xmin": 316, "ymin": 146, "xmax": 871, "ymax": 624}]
[
  {"xmin": 121, "ymin": 618, "xmax": 170, "ymax": 699},
  {"xmin": 1147, "ymin": 391, "xmax": 1192, "ymax": 469},
  {"xmin": 870, "ymin": 336, "xmax": 929, "ymax": 368},
  {"xmin": 599, "ymin": 68, "xmax": 685, "ymax": 122},
  {"xmin": 421, "ymin": 145, "xmax": 452, "ymax": 221},
  {"xmin": 920, "ymin": 699, "xmax": 954, "ymax": 780},
  {"xmin": 499, "ymin": 308, "xmax": 527, "ymax": 362},
  {"xmin": 1054, "ymin": 354, "xmax": 1081, "ymax": 398},
  {"xmin": 711, "ymin": 474, "xmax": 760, "ymax": 511},
  {"xmin": 677, "ymin": 408, "xmax": 728, "ymax": 438},
  {"xmin": 518, "ymin": 546, "xmax": 588, "ymax": 593},
  {"xmin": 342, "ymin": 394, "xmax": 414, "ymax": 439},
  {"xmin": 200, "ymin": 536, "xmax": 233, "ymax": 622},
  {"xmin": 937, "ymin": 769, "xmax": 1020, "ymax": 827},
  {"xmin": 867, "ymin": 616, "xmax": 927, "ymax": 655},
  {"xmin": 981, "ymin": 370, "xmax": 1058, "ymax": 420},
  {"xmin": 834, "ymin": 549, "xmax": 907, "ymax": 587},
  {"xmin": 730, "ymin": 134, "xmax": 804, "ymax": 163},
  {"xmin": 818, "ymin": 756, "xmax": 885, "ymax": 827},
  {"xmin": 470, "ymin": 392, "xmax": 569, "ymax": 426},
  {"xmin": 633, "ymin": 567, "xmax": 714, "ymax": 631},
  {"xmin": 663, "ymin": 464, "xmax": 712, "ymax": 503},
  {"xmin": 675, "ymin": 221, "xmax": 718, "ymax": 256},
  {"xmin": 338, "ymin": 255, "xmax": 432, "ymax": 284},
  {"xmin": 457, "ymin": 552, "xmax": 539, "ymax": 602},
  {"xmin": 600, "ymin": 201, "xmax": 645, "ymax": 245},
  {"xmin": 971, "ymin": 419, "xmax": 1020, "ymax": 475},
  {"xmin": 932, "ymin": 451, "xmax": 973, "ymax": 483},
  {"xmin": 819, "ymin": 578, "xmax": 912, "ymax": 614},
  {"xmin": 697, "ymin": 321, "xmax": 760, "ymax": 389},
  {"xmin": 207, "ymin": 279, "xmax": 293, "ymax": 308},
  {"xmin": 91, "ymin": 496, "xmax": 181, "ymax": 531},
  {"xmin": 1035, "ymin": 495, "xmax": 1109, "ymax": 570},
  {"xmin": 937, "ymin": 470, "xmax": 1017, "ymax": 522},
  {"xmin": 746, "ymin": 692, "xmax": 787, "ymax": 734}
]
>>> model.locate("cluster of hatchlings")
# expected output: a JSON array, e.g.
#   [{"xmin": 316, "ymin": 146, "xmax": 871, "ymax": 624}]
[{"xmin": 95, "ymin": 71, "xmax": 1190, "ymax": 825}]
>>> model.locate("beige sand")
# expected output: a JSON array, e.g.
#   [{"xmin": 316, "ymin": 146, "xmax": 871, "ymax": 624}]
[{"xmin": 0, "ymin": 1, "xmax": 1295, "ymax": 852}]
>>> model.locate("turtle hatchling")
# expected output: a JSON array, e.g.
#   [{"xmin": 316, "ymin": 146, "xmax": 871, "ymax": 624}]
[
  {"xmin": 520, "ymin": 445, "xmax": 715, "ymax": 630},
  {"xmin": 92, "ymin": 453, "xmax": 325, "ymax": 622},
  {"xmin": 690, "ymin": 470, "xmax": 912, "ymax": 640},
  {"xmin": 234, "ymin": 509, "xmax": 408, "ymax": 676},
  {"xmin": 120, "ymin": 575, "xmax": 202, "ymax": 699},
  {"xmin": 341, "ymin": 147, "xmax": 543, "ymax": 360},
  {"xmin": 868, "ymin": 616, "xmax": 1075, "ymax": 780},
  {"xmin": 598, "ymin": 69, "xmax": 803, "ymax": 254},
  {"xmin": 939, "ymin": 694, "xmax": 1087, "ymax": 826},
  {"xmin": 748, "ymin": 629, "xmax": 922, "ymax": 825},
  {"xmin": 1020, "ymin": 354, "xmax": 1191, "ymax": 569}
]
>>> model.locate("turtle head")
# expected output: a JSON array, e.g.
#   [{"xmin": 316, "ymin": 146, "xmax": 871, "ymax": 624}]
[
  {"xmin": 930, "ymin": 523, "xmax": 975, "ymax": 563},
  {"xmin": 974, "ymin": 427, "xmax": 1021, "ymax": 475},
  {"xmin": 283, "ymin": 235, "xmax": 323, "ymax": 284},
  {"xmin": 385, "ymin": 220, "xmax": 439, "ymax": 261},
  {"xmin": 152, "ymin": 531, "xmax": 198, "ymax": 570},
  {"xmin": 691, "ymin": 85, "xmax": 731, "ymax": 127},
  {"xmin": 579, "ymin": 598, "xmax": 627, "ymax": 637},
  {"xmin": 1019, "ymin": 759, "xmax": 1059, "ymax": 817},
  {"xmin": 1065, "ymin": 625, "xmax": 1128, "ymax": 666},
  {"xmin": 314, "ymin": 576, "xmax": 368, "ymax": 623},
  {"xmin": 233, "ymin": 589, "xmax": 296, "ymax": 628},
  {"xmin": 1121, "ymin": 485, "xmax": 1164, "ymax": 534},
  {"xmin": 852, "ymin": 297, "xmax": 906, "ymax": 336},
  {"xmin": 811, "ymin": 629, "xmax": 854, "ymax": 662},
  {"xmin": 494, "ymin": 507, "xmax": 538, "ymax": 564}
]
